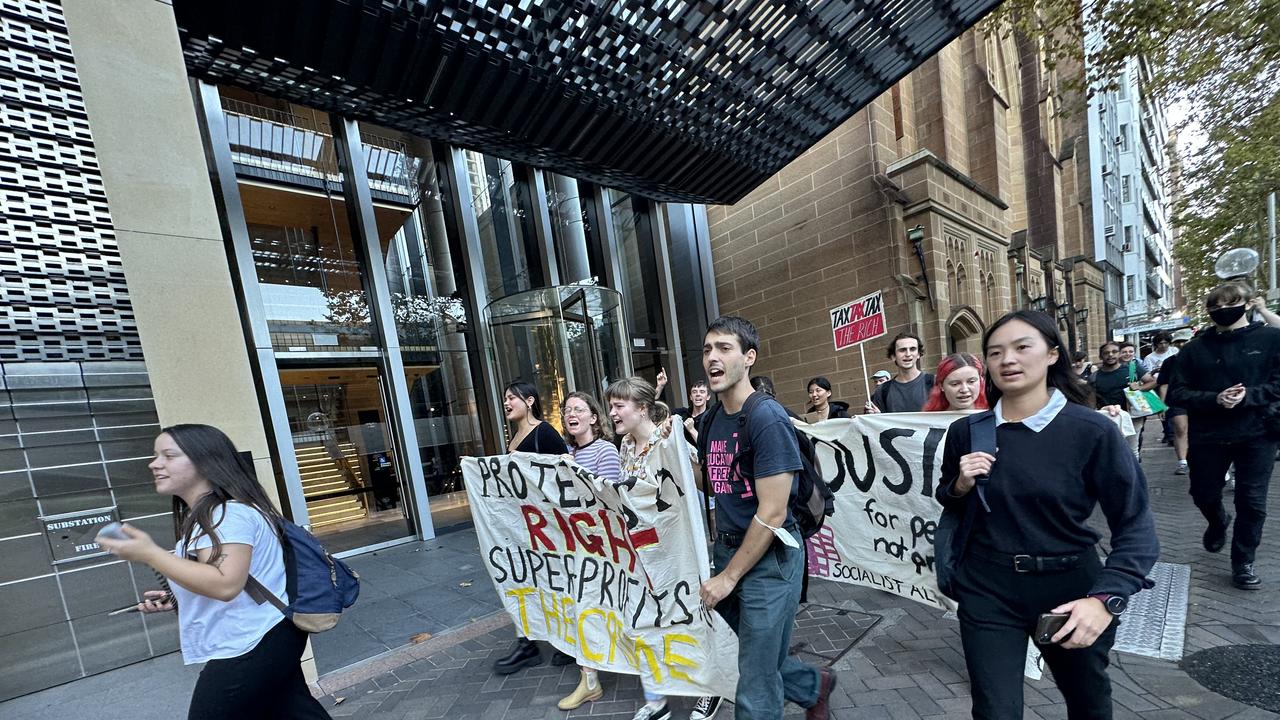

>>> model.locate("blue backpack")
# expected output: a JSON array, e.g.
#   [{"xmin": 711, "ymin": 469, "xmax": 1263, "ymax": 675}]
[{"xmin": 245, "ymin": 518, "xmax": 360, "ymax": 633}]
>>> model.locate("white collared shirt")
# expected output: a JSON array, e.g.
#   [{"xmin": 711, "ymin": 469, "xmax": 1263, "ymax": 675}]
[{"xmin": 995, "ymin": 388, "xmax": 1067, "ymax": 433}]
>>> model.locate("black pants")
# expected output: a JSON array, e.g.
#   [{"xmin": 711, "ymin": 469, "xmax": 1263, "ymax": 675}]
[
  {"xmin": 1188, "ymin": 440, "xmax": 1276, "ymax": 566},
  {"xmin": 188, "ymin": 619, "xmax": 332, "ymax": 720},
  {"xmin": 954, "ymin": 550, "xmax": 1116, "ymax": 720}
]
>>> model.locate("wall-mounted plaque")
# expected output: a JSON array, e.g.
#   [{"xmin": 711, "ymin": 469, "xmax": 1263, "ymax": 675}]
[{"xmin": 41, "ymin": 506, "xmax": 120, "ymax": 564}]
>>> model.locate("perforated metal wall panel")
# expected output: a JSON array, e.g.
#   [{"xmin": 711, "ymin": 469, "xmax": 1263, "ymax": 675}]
[
  {"xmin": 0, "ymin": 0, "xmax": 141, "ymax": 362},
  {"xmin": 175, "ymin": 0, "xmax": 1001, "ymax": 204}
]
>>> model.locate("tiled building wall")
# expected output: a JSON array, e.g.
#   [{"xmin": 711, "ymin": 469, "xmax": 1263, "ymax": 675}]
[{"xmin": 0, "ymin": 0, "xmax": 172, "ymax": 700}]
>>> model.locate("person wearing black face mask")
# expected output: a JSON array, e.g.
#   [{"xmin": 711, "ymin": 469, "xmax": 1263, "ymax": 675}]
[{"xmin": 1168, "ymin": 282, "xmax": 1280, "ymax": 590}]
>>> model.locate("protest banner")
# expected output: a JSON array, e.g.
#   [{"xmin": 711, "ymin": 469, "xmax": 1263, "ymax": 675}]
[
  {"xmin": 462, "ymin": 428, "xmax": 738, "ymax": 698},
  {"xmin": 798, "ymin": 411, "xmax": 964, "ymax": 611},
  {"xmin": 797, "ymin": 410, "xmax": 1136, "ymax": 611}
]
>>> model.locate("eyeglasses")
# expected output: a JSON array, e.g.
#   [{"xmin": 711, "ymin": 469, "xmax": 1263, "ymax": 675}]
[{"xmin": 562, "ymin": 406, "xmax": 593, "ymax": 416}]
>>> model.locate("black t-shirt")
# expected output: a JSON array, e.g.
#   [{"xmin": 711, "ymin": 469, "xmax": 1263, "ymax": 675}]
[
  {"xmin": 514, "ymin": 421, "xmax": 568, "ymax": 454},
  {"xmin": 1090, "ymin": 365, "xmax": 1130, "ymax": 409},
  {"xmin": 672, "ymin": 407, "xmax": 710, "ymax": 445},
  {"xmin": 1156, "ymin": 353, "xmax": 1180, "ymax": 387},
  {"xmin": 703, "ymin": 397, "xmax": 802, "ymax": 534}
]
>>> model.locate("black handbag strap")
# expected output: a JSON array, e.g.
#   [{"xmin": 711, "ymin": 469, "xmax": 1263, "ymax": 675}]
[{"xmin": 968, "ymin": 411, "xmax": 997, "ymax": 513}]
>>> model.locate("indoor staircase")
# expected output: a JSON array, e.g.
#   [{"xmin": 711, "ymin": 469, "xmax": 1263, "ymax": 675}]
[{"xmin": 297, "ymin": 442, "xmax": 367, "ymax": 529}]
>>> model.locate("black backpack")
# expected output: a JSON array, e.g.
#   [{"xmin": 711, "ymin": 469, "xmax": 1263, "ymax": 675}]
[{"xmin": 697, "ymin": 392, "xmax": 835, "ymax": 538}]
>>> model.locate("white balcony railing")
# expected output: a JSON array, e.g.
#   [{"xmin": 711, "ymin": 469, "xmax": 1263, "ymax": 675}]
[{"xmin": 221, "ymin": 98, "xmax": 418, "ymax": 199}]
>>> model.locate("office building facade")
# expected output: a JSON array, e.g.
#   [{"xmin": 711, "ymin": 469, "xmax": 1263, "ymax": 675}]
[{"xmin": 1, "ymin": 0, "xmax": 997, "ymax": 699}]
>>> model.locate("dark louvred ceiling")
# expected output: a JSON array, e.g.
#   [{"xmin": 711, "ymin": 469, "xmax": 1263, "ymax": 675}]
[{"xmin": 175, "ymin": 0, "xmax": 1002, "ymax": 204}]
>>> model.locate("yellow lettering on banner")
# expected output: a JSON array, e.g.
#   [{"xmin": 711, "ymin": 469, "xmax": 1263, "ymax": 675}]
[
  {"xmin": 561, "ymin": 597, "xmax": 577, "ymax": 645},
  {"xmin": 605, "ymin": 610, "xmax": 634, "ymax": 665},
  {"xmin": 539, "ymin": 590, "xmax": 564, "ymax": 639},
  {"xmin": 633, "ymin": 637, "xmax": 663, "ymax": 683},
  {"xmin": 577, "ymin": 608, "xmax": 606, "ymax": 664},
  {"xmin": 506, "ymin": 587, "xmax": 536, "ymax": 635},
  {"xmin": 662, "ymin": 633, "xmax": 699, "ymax": 682}
]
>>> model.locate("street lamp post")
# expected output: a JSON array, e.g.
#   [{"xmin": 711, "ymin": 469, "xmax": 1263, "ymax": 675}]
[{"xmin": 1075, "ymin": 306, "xmax": 1090, "ymax": 354}]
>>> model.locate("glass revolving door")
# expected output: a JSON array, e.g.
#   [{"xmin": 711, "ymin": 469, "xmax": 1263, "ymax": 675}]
[{"xmin": 486, "ymin": 286, "xmax": 630, "ymax": 434}]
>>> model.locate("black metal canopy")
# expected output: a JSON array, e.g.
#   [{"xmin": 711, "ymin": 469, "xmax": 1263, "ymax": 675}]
[{"xmin": 176, "ymin": 0, "xmax": 1001, "ymax": 204}]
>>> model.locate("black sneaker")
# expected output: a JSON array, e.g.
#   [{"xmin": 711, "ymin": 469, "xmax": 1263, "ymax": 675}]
[
  {"xmin": 1233, "ymin": 564, "xmax": 1261, "ymax": 590},
  {"xmin": 551, "ymin": 648, "xmax": 576, "ymax": 666},
  {"xmin": 1203, "ymin": 514, "xmax": 1231, "ymax": 553},
  {"xmin": 690, "ymin": 695, "xmax": 724, "ymax": 720}
]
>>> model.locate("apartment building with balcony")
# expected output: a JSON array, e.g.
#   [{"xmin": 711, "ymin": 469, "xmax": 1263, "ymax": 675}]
[{"xmin": 1088, "ymin": 55, "xmax": 1178, "ymax": 335}]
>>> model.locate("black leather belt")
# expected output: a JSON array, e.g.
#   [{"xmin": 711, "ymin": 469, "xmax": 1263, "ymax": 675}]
[
  {"xmin": 717, "ymin": 525, "xmax": 797, "ymax": 548},
  {"xmin": 970, "ymin": 544, "xmax": 1083, "ymax": 573}
]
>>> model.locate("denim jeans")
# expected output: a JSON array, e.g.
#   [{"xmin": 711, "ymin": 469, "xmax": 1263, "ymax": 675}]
[{"xmin": 713, "ymin": 531, "xmax": 821, "ymax": 719}]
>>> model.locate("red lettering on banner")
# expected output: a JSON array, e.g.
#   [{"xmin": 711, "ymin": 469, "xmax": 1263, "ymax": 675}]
[
  {"xmin": 600, "ymin": 510, "xmax": 638, "ymax": 572},
  {"xmin": 629, "ymin": 527, "xmax": 659, "ymax": 549},
  {"xmin": 522, "ymin": 505, "xmax": 556, "ymax": 551},
  {"xmin": 570, "ymin": 512, "xmax": 606, "ymax": 557},
  {"xmin": 552, "ymin": 508, "xmax": 577, "ymax": 552}
]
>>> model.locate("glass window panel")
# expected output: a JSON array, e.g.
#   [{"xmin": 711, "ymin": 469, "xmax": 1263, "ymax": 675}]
[
  {"xmin": 543, "ymin": 171, "xmax": 594, "ymax": 284},
  {"xmin": 223, "ymin": 88, "xmax": 377, "ymax": 355},
  {"xmin": 358, "ymin": 129, "xmax": 486, "ymax": 532},
  {"xmin": 278, "ymin": 366, "xmax": 413, "ymax": 553},
  {"xmin": 462, "ymin": 151, "xmax": 539, "ymax": 298}
]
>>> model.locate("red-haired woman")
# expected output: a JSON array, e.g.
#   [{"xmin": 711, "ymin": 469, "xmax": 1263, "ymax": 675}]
[{"xmin": 922, "ymin": 353, "xmax": 988, "ymax": 412}]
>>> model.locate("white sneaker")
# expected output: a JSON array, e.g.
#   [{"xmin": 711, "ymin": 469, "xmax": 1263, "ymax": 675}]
[
  {"xmin": 690, "ymin": 696, "xmax": 724, "ymax": 720},
  {"xmin": 631, "ymin": 703, "xmax": 671, "ymax": 720}
]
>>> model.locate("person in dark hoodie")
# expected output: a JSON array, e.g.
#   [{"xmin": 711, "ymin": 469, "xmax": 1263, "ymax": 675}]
[
  {"xmin": 804, "ymin": 376, "xmax": 850, "ymax": 420},
  {"xmin": 1168, "ymin": 281, "xmax": 1280, "ymax": 590}
]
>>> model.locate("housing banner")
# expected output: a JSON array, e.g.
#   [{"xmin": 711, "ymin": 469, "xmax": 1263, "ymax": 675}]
[
  {"xmin": 461, "ymin": 432, "xmax": 739, "ymax": 698},
  {"xmin": 797, "ymin": 410, "xmax": 1137, "ymax": 613},
  {"xmin": 798, "ymin": 412, "xmax": 965, "ymax": 611}
]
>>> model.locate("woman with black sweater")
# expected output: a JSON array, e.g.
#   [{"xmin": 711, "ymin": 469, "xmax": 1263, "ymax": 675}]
[
  {"xmin": 937, "ymin": 310, "xmax": 1158, "ymax": 720},
  {"xmin": 491, "ymin": 380, "xmax": 571, "ymax": 675}
]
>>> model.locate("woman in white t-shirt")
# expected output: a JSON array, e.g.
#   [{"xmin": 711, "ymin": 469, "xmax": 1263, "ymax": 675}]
[{"xmin": 97, "ymin": 424, "xmax": 331, "ymax": 720}]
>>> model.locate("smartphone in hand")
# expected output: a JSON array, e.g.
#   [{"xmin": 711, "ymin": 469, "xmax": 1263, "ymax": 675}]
[
  {"xmin": 96, "ymin": 521, "xmax": 128, "ymax": 542},
  {"xmin": 1035, "ymin": 612, "xmax": 1070, "ymax": 644}
]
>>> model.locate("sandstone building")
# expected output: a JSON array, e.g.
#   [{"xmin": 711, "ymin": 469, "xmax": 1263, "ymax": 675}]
[{"xmin": 708, "ymin": 25, "xmax": 1112, "ymax": 410}]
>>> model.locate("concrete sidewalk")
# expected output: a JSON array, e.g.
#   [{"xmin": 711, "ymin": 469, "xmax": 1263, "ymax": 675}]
[{"xmin": 3, "ymin": 425, "xmax": 1276, "ymax": 719}]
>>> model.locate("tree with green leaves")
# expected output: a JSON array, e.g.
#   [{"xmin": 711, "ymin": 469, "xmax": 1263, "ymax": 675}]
[{"xmin": 986, "ymin": 0, "xmax": 1280, "ymax": 315}]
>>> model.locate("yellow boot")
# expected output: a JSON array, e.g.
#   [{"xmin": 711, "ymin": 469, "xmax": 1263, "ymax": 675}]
[{"xmin": 557, "ymin": 669, "xmax": 603, "ymax": 710}]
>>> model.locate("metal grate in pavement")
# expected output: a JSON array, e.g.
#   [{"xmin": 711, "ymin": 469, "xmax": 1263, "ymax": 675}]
[
  {"xmin": 1114, "ymin": 561, "xmax": 1191, "ymax": 661},
  {"xmin": 789, "ymin": 604, "xmax": 881, "ymax": 666}
]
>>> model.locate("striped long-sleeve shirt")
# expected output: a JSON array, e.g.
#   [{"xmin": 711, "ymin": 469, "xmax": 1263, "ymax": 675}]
[{"xmin": 571, "ymin": 438, "xmax": 622, "ymax": 484}]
